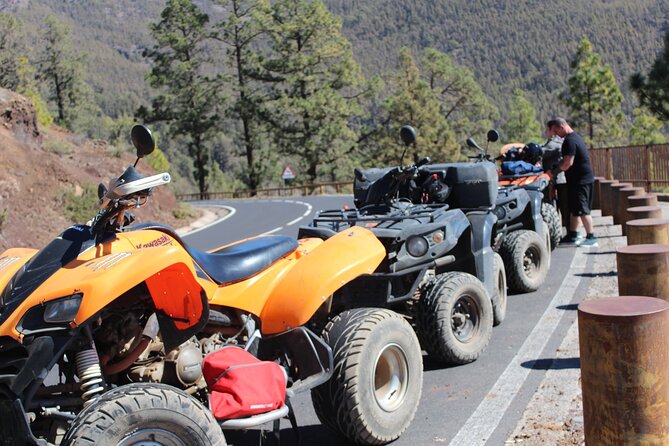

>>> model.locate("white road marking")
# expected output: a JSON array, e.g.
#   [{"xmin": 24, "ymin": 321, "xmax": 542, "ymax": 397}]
[
  {"xmin": 261, "ymin": 226, "xmax": 284, "ymax": 235},
  {"xmin": 286, "ymin": 217, "xmax": 303, "ymax": 226},
  {"xmin": 183, "ymin": 205, "xmax": 236, "ymax": 236},
  {"xmin": 447, "ymin": 248, "xmax": 588, "ymax": 446}
]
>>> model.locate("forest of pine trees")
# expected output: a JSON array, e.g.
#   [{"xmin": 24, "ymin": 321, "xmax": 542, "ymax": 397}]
[{"xmin": 0, "ymin": 0, "xmax": 667, "ymax": 195}]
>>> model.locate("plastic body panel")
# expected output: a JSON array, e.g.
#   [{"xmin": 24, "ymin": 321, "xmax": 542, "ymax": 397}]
[{"xmin": 260, "ymin": 227, "xmax": 385, "ymax": 334}]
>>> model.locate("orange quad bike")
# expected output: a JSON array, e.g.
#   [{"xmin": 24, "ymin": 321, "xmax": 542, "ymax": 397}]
[{"xmin": 0, "ymin": 125, "xmax": 423, "ymax": 446}]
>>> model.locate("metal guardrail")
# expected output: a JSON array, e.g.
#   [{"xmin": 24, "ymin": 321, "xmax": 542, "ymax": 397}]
[
  {"xmin": 177, "ymin": 181, "xmax": 353, "ymax": 201},
  {"xmin": 590, "ymin": 143, "xmax": 669, "ymax": 192},
  {"xmin": 178, "ymin": 143, "xmax": 669, "ymax": 201}
]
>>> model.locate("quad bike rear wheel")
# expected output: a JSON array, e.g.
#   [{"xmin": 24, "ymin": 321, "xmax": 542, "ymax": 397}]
[
  {"xmin": 492, "ymin": 252, "xmax": 507, "ymax": 326},
  {"xmin": 62, "ymin": 383, "xmax": 226, "ymax": 446},
  {"xmin": 311, "ymin": 308, "xmax": 422, "ymax": 445},
  {"xmin": 500, "ymin": 229, "xmax": 549, "ymax": 293},
  {"xmin": 541, "ymin": 221, "xmax": 552, "ymax": 270},
  {"xmin": 541, "ymin": 202, "xmax": 561, "ymax": 250},
  {"xmin": 416, "ymin": 272, "xmax": 493, "ymax": 364}
]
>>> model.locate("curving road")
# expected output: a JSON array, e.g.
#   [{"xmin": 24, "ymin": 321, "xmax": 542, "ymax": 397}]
[{"xmin": 183, "ymin": 196, "xmax": 589, "ymax": 446}]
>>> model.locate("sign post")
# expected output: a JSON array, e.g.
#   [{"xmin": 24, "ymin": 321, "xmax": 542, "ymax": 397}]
[{"xmin": 281, "ymin": 165, "xmax": 296, "ymax": 188}]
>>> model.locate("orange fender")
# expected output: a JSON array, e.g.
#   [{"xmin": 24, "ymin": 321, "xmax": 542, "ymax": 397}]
[
  {"xmin": 260, "ymin": 227, "xmax": 385, "ymax": 334},
  {"xmin": 0, "ymin": 245, "xmax": 204, "ymax": 340},
  {"xmin": 0, "ymin": 248, "xmax": 38, "ymax": 290}
]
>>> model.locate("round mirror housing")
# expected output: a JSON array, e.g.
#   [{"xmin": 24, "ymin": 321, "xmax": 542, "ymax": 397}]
[
  {"xmin": 97, "ymin": 182, "xmax": 108, "ymax": 200},
  {"xmin": 131, "ymin": 125, "xmax": 156, "ymax": 158},
  {"xmin": 486, "ymin": 129, "xmax": 500, "ymax": 143},
  {"xmin": 400, "ymin": 125, "xmax": 417, "ymax": 146}
]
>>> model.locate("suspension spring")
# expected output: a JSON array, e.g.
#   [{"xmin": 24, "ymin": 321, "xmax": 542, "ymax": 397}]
[{"xmin": 76, "ymin": 348, "xmax": 105, "ymax": 406}]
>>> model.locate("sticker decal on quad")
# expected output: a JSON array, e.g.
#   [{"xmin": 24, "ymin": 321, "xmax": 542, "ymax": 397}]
[
  {"xmin": 135, "ymin": 234, "xmax": 172, "ymax": 249},
  {"xmin": 86, "ymin": 252, "xmax": 132, "ymax": 271},
  {"xmin": 0, "ymin": 257, "xmax": 20, "ymax": 272}
]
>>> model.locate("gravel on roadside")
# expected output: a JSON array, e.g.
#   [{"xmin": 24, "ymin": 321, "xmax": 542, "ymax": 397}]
[{"xmin": 506, "ymin": 209, "xmax": 627, "ymax": 445}]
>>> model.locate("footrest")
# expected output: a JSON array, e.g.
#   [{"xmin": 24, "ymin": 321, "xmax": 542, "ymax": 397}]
[{"xmin": 218, "ymin": 405, "xmax": 289, "ymax": 430}]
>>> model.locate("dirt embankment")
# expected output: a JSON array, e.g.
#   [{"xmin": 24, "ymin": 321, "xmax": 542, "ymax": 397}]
[{"xmin": 0, "ymin": 88, "xmax": 195, "ymax": 251}]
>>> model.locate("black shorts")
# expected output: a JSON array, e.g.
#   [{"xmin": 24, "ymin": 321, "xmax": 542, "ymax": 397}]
[{"xmin": 568, "ymin": 182, "xmax": 593, "ymax": 216}]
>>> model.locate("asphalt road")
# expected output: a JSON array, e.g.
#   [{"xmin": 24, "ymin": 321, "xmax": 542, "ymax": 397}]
[{"xmin": 183, "ymin": 196, "xmax": 587, "ymax": 446}]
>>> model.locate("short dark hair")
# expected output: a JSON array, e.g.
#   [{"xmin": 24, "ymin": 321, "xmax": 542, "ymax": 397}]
[{"xmin": 546, "ymin": 117, "xmax": 567, "ymax": 130}]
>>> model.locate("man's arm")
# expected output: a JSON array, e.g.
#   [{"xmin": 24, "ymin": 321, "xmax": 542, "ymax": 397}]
[{"xmin": 558, "ymin": 155, "xmax": 574, "ymax": 172}]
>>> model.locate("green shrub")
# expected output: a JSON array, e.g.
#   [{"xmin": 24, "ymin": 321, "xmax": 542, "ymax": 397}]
[
  {"xmin": 60, "ymin": 183, "xmax": 99, "ymax": 223},
  {"xmin": 145, "ymin": 147, "xmax": 170, "ymax": 173},
  {"xmin": 172, "ymin": 203, "xmax": 198, "ymax": 220},
  {"xmin": 44, "ymin": 139, "xmax": 72, "ymax": 155},
  {"xmin": 0, "ymin": 208, "xmax": 7, "ymax": 233}
]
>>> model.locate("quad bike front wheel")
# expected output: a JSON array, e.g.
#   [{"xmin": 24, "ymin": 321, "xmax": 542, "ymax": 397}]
[
  {"xmin": 62, "ymin": 383, "xmax": 227, "ymax": 446},
  {"xmin": 492, "ymin": 252, "xmax": 507, "ymax": 326},
  {"xmin": 416, "ymin": 272, "xmax": 493, "ymax": 365},
  {"xmin": 311, "ymin": 308, "xmax": 422, "ymax": 445},
  {"xmin": 541, "ymin": 202, "xmax": 561, "ymax": 250},
  {"xmin": 500, "ymin": 229, "xmax": 549, "ymax": 293}
]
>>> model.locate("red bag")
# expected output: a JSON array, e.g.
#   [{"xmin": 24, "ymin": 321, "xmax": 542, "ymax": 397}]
[{"xmin": 202, "ymin": 346, "xmax": 287, "ymax": 420}]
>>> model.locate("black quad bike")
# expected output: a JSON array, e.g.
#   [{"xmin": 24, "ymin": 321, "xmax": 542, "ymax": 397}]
[
  {"xmin": 495, "ymin": 139, "xmax": 562, "ymax": 250},
  {"xmin": 460, "ymin": 130, "xmax": 551, "ymax": 293},
  {"xmin": 299, "ymin": 126, "xmax": 504, "ymax": 366}
]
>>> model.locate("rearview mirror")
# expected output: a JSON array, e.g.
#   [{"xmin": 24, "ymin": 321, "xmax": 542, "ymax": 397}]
[
  {"xmin": 487, "ymin": 129, "xmax": 500, "ymax": 143},
  {"xmin": 97, "ymin": 182, "xmax": 108, "ymax": 200},
  {"xmin": 400, "ymin": 125, "xmax": 417, "ymax": 146},
  {"xmin": 466, "ymin": 138, "xmax": 480, "ymax": 149},
  {"xmin": 131, "ymin": 125, "xmax": 156, "ymax": 158}
]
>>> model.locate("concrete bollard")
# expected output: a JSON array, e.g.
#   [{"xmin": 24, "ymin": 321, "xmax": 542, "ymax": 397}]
[
  {"xmin": 579, "ymin": 296, "xmax": 669, "ymax": 445},
  {"xmin": 626, "ymin": 205, "xmax": 663, "ymax": 224},
  {"xmin": 618, "ymin": 187, "xmax": 644, "ymax": 234},
  {"xmin": 617, "ymin": 244, "xmax": 669, "ymax": 300},
  {"xmin": 611, "ymin": 183, "xmax": 633, "ymax": 225},
  {"xmin": 599, "ymin": 180, "xmax": 618, "ymax": 217},
  {"xmin": 592, "ymin": 176, "xmax": 605, "ymax": 210},
  {"xmin": 627, "ymin": 218, "xmax": 669, "ymax": 245}
]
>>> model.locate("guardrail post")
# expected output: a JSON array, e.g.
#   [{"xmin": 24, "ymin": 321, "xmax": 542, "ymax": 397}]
[
  {"xmin": 627, "ymin": 218, "xmax": 669, "ymax": 245},
  {"xmin": 617, "ymin": 244, "xmax": 669, "ymax": 299},
  {"xmin": 599, "ymin": 180, "xmax": 618, "ymax": 217},
  {"xmin": 592, "ymin": 177, "xmax": 604, "ymax": 210},
  {"xmin": 611, "ymin": 183, "xmax": 633, "ymax": 225},
  {"xmin": 579, "ymin": 296, "xmax": 669, "ymax": 444},
  {"xmin": 618, "ymin": 187, "xmax": 644, "ymax": 235},
  {"xmin": 626, "ymin": 205, "xmax": 662, "ymax": 225}
]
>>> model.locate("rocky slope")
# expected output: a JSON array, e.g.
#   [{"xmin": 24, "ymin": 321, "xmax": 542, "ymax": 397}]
[{"xmin": 0, "ymin": 88, "xmax": 194, "ymax": 251}]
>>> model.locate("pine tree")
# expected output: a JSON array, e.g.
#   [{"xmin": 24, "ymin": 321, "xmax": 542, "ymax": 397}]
[
  {"xmin": 16, "ymin": 56, "xmax": 53, "ymax": 128},
  {"xmin": 629, "ymin": 107, "xmax": 666, "ymax": 145},
  {"xmin": 0, "ymin": 12, "xmax": 24, "ymax": 91},
  {"xmin": 421, "ymin": 48, "xmax": 499, "ymax": 146},
  {"xmin": 141, "ymin": 0, "xmax": 225, "ymax": 199},
  {"xmin": 375, "ymin": 47, "xmax": 457, "ymax": 165},
  {"xmin": 250, "ymin": 0, "xmax": 366, "ymax": 183},
  {"xmin": 215, "ymin": 0, "xmax": 268, "ymax": 191},
  {"xmin": 561, "ymin": 37, "xmax": 625, "ymax": 147},
  {"xmin": 37, "ymin": 16, "xmax": 89, "ymax": 128},
  {"xmin": 502, "ymin": 89, "xmax": 542, "ymax": 143},
  {"xmin": 631, "ymin": 31, "xmax": 669, "ymax": 121}
]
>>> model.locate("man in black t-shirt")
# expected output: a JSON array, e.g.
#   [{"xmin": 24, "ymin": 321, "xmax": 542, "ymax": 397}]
[{"xmin": 546, "ymin": 118, "xmax": 597, "ymax": 247}]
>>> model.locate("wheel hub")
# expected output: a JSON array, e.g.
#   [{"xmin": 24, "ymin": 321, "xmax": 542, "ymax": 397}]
[
  {"xmin": 118, "ymin": 428, "xmax": 187, "ymax": 446},
  {"xmin": 523, "ymin": 247, "xmax": 540, "ymax": 276},
  {"xmin": 451, "ymin": 295, "xmax": 480, "ymax": 342},
  {"xmin": 373, "ymin": 343, "xmax": 410, "ymax": 412}
]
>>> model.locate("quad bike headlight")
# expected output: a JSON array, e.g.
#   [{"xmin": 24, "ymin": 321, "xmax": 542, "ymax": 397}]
[
  {"xmin": 406, "ymin": 236, "xmax": 429, "ymax": 257},
  {"xmin": 44, "ymin": 293, "xmax": 83, "ymax": 324}
]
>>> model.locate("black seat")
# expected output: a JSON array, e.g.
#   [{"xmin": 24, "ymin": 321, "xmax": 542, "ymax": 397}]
[{"xmin": 126, "ymin": 223, "xmax": 298, "ymax": 285}]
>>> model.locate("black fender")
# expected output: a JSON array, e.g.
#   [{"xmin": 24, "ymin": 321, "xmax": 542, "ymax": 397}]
[
  {"xmin": 466, "ymin": 211, "xmax": 497, "ymax": 301},
  {"xmin": 527, "ymin": 190, "xmax": 548, "ymax": 240}
]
